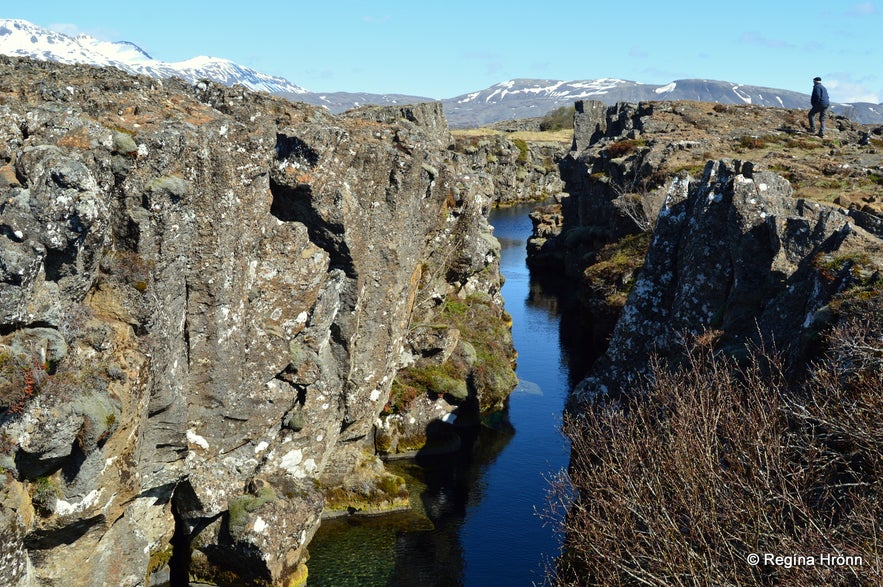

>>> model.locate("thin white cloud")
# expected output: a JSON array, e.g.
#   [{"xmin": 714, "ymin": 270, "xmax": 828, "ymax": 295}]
[
  {"xmin": 825, "ymin": 73, "xmax": 883, "ymax": 103},
  {"xmin": 739, "ymin": 32, "xmax": 794, "ymax": 49},
  {"xmin": 629, "ymin": 46, "xmax": 648, "ymax": 58},
  {"xmin": 846, "ymin": 2, "xmax": 877, "ymax": 15},
  {"xmin": 47, "ymin": 22, "xmax": 82, "ymax": 36}
]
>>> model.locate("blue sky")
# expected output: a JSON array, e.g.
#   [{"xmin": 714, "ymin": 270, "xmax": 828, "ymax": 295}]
[{"xmin": 8, "ymin": 1, "xmax": 883, "ymax": 102}]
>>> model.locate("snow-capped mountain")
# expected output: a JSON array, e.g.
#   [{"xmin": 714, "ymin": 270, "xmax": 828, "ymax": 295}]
[
  {"xmin": 439, "ymin": 78, "xmax": 883, "ymax": 127},
  {"xmin": 3, "ymin": 19, "xmax": 881, "ymax": 127},
  {"xmin": 0, "ymin": 18, "xmax": 307, "ymax": 95},
  {"xmin": 433, "ymin": 77, "xmax": 882, "ymax": 127}
]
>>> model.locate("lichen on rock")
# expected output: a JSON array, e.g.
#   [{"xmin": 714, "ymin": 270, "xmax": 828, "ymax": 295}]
[{"xmin": 0, "ymin": 55, "xmax": 521, "ymax": 585}]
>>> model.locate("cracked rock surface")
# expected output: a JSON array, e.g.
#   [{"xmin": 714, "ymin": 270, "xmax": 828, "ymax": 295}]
[{"xmin": 0, "ymin": 56, "xmax": 515, "ymax": 586}]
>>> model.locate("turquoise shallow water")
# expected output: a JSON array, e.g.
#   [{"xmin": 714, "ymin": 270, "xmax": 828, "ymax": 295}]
[{"xmin": 308, "ymin": 203, "xmax": 590, "ymax": 586}]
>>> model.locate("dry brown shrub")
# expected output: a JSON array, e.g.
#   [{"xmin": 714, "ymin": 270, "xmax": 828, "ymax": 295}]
[
  {"xmin": 545, "ymin": 295, "xmax": 882, "ymax": 586},
  {"xmin": 606, "ymin": 139, "xmax": 645, "ymax": 159}
]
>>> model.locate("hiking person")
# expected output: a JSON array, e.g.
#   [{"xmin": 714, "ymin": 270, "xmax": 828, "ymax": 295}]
[{"xmin": 808, "ymin": 76, "xmax": 829, "ymax": 137}]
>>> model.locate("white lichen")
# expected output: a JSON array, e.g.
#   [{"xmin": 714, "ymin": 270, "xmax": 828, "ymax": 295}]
[
  {"xmin": 186, "ymin": 429, "xmax": 210, "ymax": 450},
  {"xmin": 253, "ymin": 517, "xmax": 267, "ymax": 533},
  {"xmin": 55, "ymin": 489, "xmax": 102, "ymax": 516}
]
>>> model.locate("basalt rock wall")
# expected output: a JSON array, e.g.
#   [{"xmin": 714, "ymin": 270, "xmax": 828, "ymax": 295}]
[
  {"xmin": 453, "ymin": 133, "xmax": 567, "ymax": 205},
  {"xmin": 0, "ymin": 57, "xmax": 513, "ymax": 586},
  {"xmin": 535, "ymin": 100, "xmax": 883, "ymax": 406},
  {"xmin": 531, "ymin": 99, "xmax": 883, "ymax": 277},
  {"xmin": 574, "ymin": 158, "xmax": 883, "ymax": 404}
]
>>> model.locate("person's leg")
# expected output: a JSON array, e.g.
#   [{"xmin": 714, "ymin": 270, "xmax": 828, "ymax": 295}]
[
  {"xmin": 808, "ymin": 107, "xmax": 817, "ymax": 132},
  {"xmin": 819, "ymin": 107, "xmax": 827, "ymax": 136}
]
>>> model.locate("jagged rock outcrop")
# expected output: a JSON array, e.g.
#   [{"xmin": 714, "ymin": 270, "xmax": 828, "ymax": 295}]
[
  {"xmin": 0, "ymin": 56, "xmax": 516, "ymax": 586},
  {"xmin": 452, "ymin": 133, "xmax": 566, "ymax": 205},
  {"xmin": 529, "ymin": 99, "xmax": 883, "ymax": 340},
  {"xmin": 535, "ymin": 99, "xmax": 883, "ymax": 267},
  {"xmin": 573, "ymin": 158, "xmax": 883, "ymax": 403}
]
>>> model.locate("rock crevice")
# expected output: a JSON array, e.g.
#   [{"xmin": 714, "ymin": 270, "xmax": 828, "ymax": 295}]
[{"xmin": 0, "ymin": 57, "xmax": 517, "ymax": 586}]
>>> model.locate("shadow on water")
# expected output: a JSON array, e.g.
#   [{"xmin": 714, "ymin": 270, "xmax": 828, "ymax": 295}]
[
  {"xmin": 307, "ymin": 202, "xmax": 603, "ymax": 586},
  {"xmin": 386, "ymin": 422, "xmax": 515, "ymax": 587},
  {"xmin": 527, "ymin": 270, "xmax": 608, "ymax": 389},
  {"xmin": 307, "ymin": 424, "xmax": 514, "ymax": 587}
]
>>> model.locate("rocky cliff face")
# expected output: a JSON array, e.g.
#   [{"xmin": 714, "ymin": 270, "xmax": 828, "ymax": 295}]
[
  {"xmin": 0, "ymin": 56, "xmax": 515, "ymax": 586},
  {"xmin": 451, "ymin": 133, "xmax": 567, "ymax": 205},
  {"xmin": 528, "ymin": 99, "xmax": 883, "ymax": 404},
  {"xmin": 575, "ymin": 159, "xmax": 883, "ymax": 402}
]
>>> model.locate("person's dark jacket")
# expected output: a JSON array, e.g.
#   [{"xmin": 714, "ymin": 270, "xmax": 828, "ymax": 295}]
[{"xmin": 811, "ymin": 83, "xmax": 830, "ymax": 108}]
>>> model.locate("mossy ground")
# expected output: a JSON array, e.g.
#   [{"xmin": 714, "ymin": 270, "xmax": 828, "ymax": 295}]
[
  {"xmin": 387, "ymin": 294, "xmax": 516, "ymax": 416},
  {"xmin": 451, "ymin": 127, "xmax": 572, "ymax": 145},
  {"xmin": 633, "ymin": 102, "xmax": 883, "ymax": 209},
  {"xmin": 582, "ymin": 232, "xmax": 652, "ymax": 312}
]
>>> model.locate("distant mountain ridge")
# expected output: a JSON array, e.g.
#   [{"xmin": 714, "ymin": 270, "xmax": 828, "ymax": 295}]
[
  {"xmin": 0, "ymin": 18, "xmax": 307, "ymax": 95},
  {"xmin": 3, "ymin": 18, "xmax": 882, "ymax": 127},
  {"xmin": 439, "ymin": 78, "xmax": 883, "ymax": 127}
]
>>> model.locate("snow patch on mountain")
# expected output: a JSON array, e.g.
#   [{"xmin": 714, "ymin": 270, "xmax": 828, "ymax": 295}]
[
  {"xmin": 460, "ymin": 78, "xmax": 638, "ymax": 105},
  {"xmin": 732, "ymin": 85, "xmax": 752, "ymax": 104},
  {"xmin": 0, "ymin": 18, "xmax": 307, "ymax": 95}
]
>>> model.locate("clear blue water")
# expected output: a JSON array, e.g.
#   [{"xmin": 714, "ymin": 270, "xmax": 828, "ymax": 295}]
[{"xmin": 308, "ymin": 203, "xmax": 587, "ymax": 586}]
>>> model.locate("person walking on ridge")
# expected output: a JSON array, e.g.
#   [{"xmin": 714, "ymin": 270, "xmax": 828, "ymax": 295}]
[{"xmin": 808, "ymin": 76, "xmax": 829, "ymax": 137}]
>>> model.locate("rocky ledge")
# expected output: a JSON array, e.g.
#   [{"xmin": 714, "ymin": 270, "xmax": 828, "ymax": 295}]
[
  {"xmin": 0, "ymin": 56, "xmax": 516, "ymax": 586},
  {"xmin": 526, "ymin": 99, "xmax": 883, "ymax": 403},
  {"xmin": 577, "ymin": 158, "xmax": 883, "ymax": 402}
]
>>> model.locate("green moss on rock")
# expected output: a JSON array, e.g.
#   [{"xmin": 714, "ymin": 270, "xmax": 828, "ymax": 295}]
[
  {"xmin": 228, "ymin": 485, "xmax": 276, "ymax": 537},
  {"xmin": 322, "ymin": 471, "xmax": 409, "ymax": 515},
  {"xmin": 145, "ymin": 544, "xmax": 174, "ymax": 584},
  {"xmin": 389, "ymin": 293, "xmax": 517, "ymax": 415}
]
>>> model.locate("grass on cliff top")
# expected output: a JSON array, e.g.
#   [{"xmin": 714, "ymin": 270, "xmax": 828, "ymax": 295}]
[
  {"xmin": 452, "ymin": 127, "xmax": 572, "ymax": 145},
  {"xmin": 582, "ymin": 232, "xmax": 652, "ymax": 311}
]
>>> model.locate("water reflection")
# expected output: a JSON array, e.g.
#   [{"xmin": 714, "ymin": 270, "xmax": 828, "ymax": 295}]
[
  {"xmin": 308, "ymin": 202, "xmax": 594, "ymax": 586},
  {"xmin": 308, "ymin": 427, "xmax": 513, "ymax": 587}
]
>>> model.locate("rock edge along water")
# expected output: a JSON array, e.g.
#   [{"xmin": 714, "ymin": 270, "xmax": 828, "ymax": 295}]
[
  {"xmin": 0, "ymin": 56, "xmax": 517, "ymax": 586},
  {"xmin": 526, "ymin": 99, "xmax": 883, "ymax": 400}
]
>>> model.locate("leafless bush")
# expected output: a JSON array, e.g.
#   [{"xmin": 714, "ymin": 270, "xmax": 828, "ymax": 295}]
[
  {"xmin": 609, "ymin": 177, "xmax": 667, "ymax": 233},
  {"xmin": 544, "ymin": 300, "xmax": 882, "ymax": 586}
]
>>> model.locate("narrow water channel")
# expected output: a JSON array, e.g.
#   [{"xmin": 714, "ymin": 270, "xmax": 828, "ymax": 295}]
[{"xmin": 307, "ymin": 202, "xmax": 586, "ymax": 586}]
